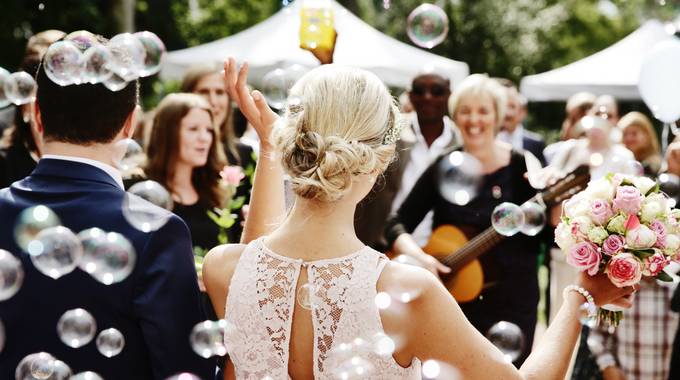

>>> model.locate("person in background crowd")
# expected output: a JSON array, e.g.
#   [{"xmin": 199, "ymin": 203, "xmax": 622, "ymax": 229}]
[
  {"xmin": 0, "ymin": 29, "xmax": 65, "ymax": 188},
  {"xmin": 620, "ymin": 111, "xmax": 662, "ymax": 177},
  {"xmin": 544, "ymin": 91, "xmax": 596, "ymax": 165},
  {"xmin": 180, "ymin": 64, "xmax": 256, "ymax": 176},
  {"xmin": 145, "ymin": 93, "xmax": 235, "ymax": 249},
  {"xmin": 386, "ymin": 74, "xmax": 543, "ymax": 366},
  {"xmin": 354, "ymin": 71, "xmax": 460, "ymax": 250},
  {"xmin": 0, "ymin": 42, "xmax": 212, "ymax": 379},
  {"xmin": 496, "ymin": 79, "xmax": 546, "ymax": 165}
]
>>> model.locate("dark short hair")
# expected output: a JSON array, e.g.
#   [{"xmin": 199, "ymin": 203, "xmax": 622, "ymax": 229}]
[{"xmin": 36, "ymin": 40, "xmax": 139, "ymax": 144}]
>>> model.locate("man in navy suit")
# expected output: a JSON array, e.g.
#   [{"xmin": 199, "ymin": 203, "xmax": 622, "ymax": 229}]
[
  {"xmin": 0, "ymin": 50, "xmax": 214, "ymax": 378},
  {"xmin": 496, "ymin": 80, "xmax": 546, "ymax": 166}
]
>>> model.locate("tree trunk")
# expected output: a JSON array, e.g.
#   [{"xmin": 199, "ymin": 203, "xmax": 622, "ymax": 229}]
[{"xmin": 112, "ymin": 0, "xmax": 136, "ymax": 33}]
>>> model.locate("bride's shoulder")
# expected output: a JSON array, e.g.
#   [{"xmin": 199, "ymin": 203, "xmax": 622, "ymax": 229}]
[
  {"xmin": 377, "ymin": 260, "xmax": 444, "ymax": 301},
  {"xmin": 204, "ymin": 244, "xmax": 247, "ymax": 277}
]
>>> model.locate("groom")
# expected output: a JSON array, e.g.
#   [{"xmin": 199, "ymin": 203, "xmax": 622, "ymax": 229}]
[{"xmin": 0, "ymin": 58, "xmax": 213, "ymax": 378}]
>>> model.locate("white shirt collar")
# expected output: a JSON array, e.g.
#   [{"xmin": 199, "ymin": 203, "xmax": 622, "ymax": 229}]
[
  {"xmin": 497, "ymin": 124, "xmax": 524, "ymax": 150},
  {"xmin": 41, "ymin": 154, "xmax": 124, "ymax": 189},
  {"xmin": 411, "ymin": 113, "xmax": 455, "ymax": 149}
]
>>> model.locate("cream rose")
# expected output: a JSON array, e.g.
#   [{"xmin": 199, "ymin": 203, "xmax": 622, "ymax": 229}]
[
  {"xmin": 555, "ymin": 222, "xmax": 577, "ymax": 251},
  {"xmin": 640, "ymin": 193, "xmax": 668, "ymax": 223},
  {"xmin": 632, "ymin": 176, "xmax": 657, "ymax": 195},
  {"xmin": 625, "ymin": 224, "xmax": 657, "ymax": 249},
  {"xmin": 587, "ymin": 178, "xmax": 615, "ymax": 200},
  {"xmin": 587, "ymin": 226, "xmax": 609, "ymax": 245},
  {"xmin": 564, "ymin": 192, "xmax": 593, "ymax": 219}
]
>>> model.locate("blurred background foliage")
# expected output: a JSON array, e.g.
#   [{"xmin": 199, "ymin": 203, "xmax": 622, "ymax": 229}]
[{"xmin": 0, "ymin": 0, "xmax": 678, "ymax": 138}]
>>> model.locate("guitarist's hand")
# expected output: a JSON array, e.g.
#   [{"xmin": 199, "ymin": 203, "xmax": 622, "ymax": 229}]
[
  {"xmin": 393, "ymin": 234, "xmax": 451, "ymax": 277},
  {"xmin": 414, "ymin": 252, "xmax": 452, "ymax": 278}
]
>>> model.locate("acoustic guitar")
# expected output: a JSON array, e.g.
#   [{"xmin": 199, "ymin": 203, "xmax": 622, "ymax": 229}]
[{"xmin": 418, "ymin": 165, "xmax": 590, "ymax": 303}]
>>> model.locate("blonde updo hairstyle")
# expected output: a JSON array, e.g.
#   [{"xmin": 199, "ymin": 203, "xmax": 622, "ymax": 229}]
[
  {"xmin": 273, "ymin": 65, "xmax": 400, "ymax": 203},
  {"xmin": 448, "ymin": 74, "xmax": 507, "ymax": 133}
]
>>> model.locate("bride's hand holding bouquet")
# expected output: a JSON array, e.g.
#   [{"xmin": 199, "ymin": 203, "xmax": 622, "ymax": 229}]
[{"xmin": 555, "ymin": 173, "xmax": 679, "ymax": 326}]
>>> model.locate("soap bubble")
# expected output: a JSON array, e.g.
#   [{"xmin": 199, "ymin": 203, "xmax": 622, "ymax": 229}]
[
  {"xmin": 519, "ymin": 201, "xmax": 546, "ymax": 236},
  {"xmin": 15, "ymin": 352, "xmax": 71, "ymax": 380},
  {"xmin": 107, "ymin": 33, "xmax": 146, "ymax": 81},
  {"xmin": 44, "ymin": 41, "xmax": 84, "ymax": 86},
  {"xmin": 78, "ymin": 228, "xmax": 136, "ymax": 285},
  {"xmin": 133, "ymin": 31, "xmax": 166, "ymax": 77},
  {"xmin": 262, "ymin": 69, "xmax": 289, "ymax": 109},
  {"xmin": 371, "ymin": 332, "xmax": 396, "ymax": 357},
  {"xmin": 29, "ymin": 352, "xmax": 55, "ymax": 379},
  {"xmin": 4, "ymin": 71, "xmax": 37, "ymax": 105},
  {"xmin": 0, "ymin": 249, "xmax": 24, "ymax": 301},
  {"xmin": 659, "ymin": 173, "xmax": 680, "ymax": 199},
  {"xmin": 113, "ymin": 138, "xmax": 145, "ymax": 172},
  {"xmin": 624, "ymin": 160, "xmax": 644, "ymax": 176},
  {"xmin": 189, "ymin": 319, "xmax": 229, "ymax": 358},
  {"xmin": 330, "ymin": 356, "xmax": 374, "ymax": 379},
  {"xmin": 29, "ymin": 226, "xmax": 83, "ymax": 280},
  {"xmin": 406, "ymin": 4, "xmax": 449, "ymax": 49},
  {"xmin": 438, "ymin": 151, "xmax": 483, "ymax": 206},
  {"xmin": 65, "ymin": 30, "xmax": 98, "ymax": 52},
  {"xmin": 57, "ymin": 308, "xmax": 97, "ymax": 348},
  {"xmin": 69, "ymin": 372, "xmax": 104, "ymax": 380},
  {"xmin": 296, "ymin": 282, "xmax": 314, "ymax": 310},
  {"xmin": 578, "ymin": 302, "xmax": 597, "ymax": 328},
  {"xmin": 393, "ymin": 254, "xmax": 424, "ymax": 267},
  {"xmin": 491, "ymin": 202, "xmax": 525, "ymax": 237},
  {"xmin": 165, "ymin": 374, "xmax": 202, "ymax": 380},
  {"xmin": 122, "ymin": 193, "xmax": 173, "ymax": 233},
  {"xmin": 421, "ymin": 359, "xmax": 462, "ymax": 379},
  {"xmin": 82, "ymin": 44, "xmax": 114, "ymax": 84},
  {"xmin": 0, "ymin": 319, "xmax": 4, "ymax": 353},
  {"xmin": 102, "ymin": 72, "xmax": 129, "ymax": 92},
  {"xmin": 486, "ymin": 321, "xmax": 525, "ymax": 363},
  {"xmin": 0, "ymin": 67, "xmax": 11, "ymax": 108},
  {"xmin": 128, "ymin": 181, "xmax": 173, "ymax": 210},
  {"xmin": 374, "ymin": 292, "xmax": 392, "ymax": 310},
  {"xmin": 14, "ymin": 205, "xmax": 61, "ymax": 252},
  {"xmin": 96, "ymin": 328, "xmax": 125, "ymax": 357}
]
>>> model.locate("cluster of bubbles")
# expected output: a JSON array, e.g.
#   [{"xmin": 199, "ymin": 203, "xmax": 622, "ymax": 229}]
[
  {"xmin": 421, "ymin": 359, "xmax": 462, "ymax": 380},
  {"xmin": 491, "ymin": 201, "xmax": 546, "ymax": 237},
  {"xmin": 12, "ymin": 205, "xmax": 137, "ymax": 283},
  {"xmin": 15, "ymin": 352, "xmax": 72, "ymax": 380},
  {"xmin": 406, "ymin": 4, "xmax": 449, "ymax": 49},
  {"xmin": 189, "ymin": 319, "xmax": 230, "ymax": 358},
  {"xmin": 43, "ymin": 30, "xmax": 165, "ymax": 91},
  {"xmin": 485, "ymin": 321, "xmax": 525, "ymax": 363},
  {"xmin": 0, "ymin": 68, "xmax": 37, "ymax": 107},
  {"xmin": 261, "ymin": 64, "xmax": 309, "ymax": 109}
]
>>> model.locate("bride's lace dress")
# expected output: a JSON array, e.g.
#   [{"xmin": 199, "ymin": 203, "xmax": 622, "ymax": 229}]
[{"xmin": 224, "ymin": 238, "xmax": 422, "ymax": 379}]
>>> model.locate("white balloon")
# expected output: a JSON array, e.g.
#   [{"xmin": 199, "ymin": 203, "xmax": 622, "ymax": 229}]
[{"xmin": 638, "ymin": 39, "xmax": 680, "ymax": 123}]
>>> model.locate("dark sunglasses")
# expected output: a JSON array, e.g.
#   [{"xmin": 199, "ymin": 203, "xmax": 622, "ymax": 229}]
[{"xmin": 411, "ymin": 84, "xmax": 449, "ymax": 97}]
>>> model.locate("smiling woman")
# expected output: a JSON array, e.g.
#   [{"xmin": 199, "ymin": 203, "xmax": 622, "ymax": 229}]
[{"xmin": 145, "ymin": 93, "xmax": 228, "ymax": 250}]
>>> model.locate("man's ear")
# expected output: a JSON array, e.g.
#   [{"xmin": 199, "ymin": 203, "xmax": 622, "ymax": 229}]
[
  {"xmin": 121, "ymin": 106, "xmax": 139, "ymax": 139},
  {"xmin": 33, "ymin": 101, "xmax": 44, "ymax": 134}
]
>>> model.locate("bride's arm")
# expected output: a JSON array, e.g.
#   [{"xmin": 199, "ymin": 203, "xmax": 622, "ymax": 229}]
[
  {"xmin": 383, "ymin": 264, "xmax": 634, "ymax": 380},
  {"xmin": 222, "ymin": 58, "xmax": 286, "ymax": 243}
]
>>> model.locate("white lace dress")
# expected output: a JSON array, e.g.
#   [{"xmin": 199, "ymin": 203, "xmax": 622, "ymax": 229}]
[{"xmin": 224, "ymin": 238, "xmax": 422, "ymax": 379}]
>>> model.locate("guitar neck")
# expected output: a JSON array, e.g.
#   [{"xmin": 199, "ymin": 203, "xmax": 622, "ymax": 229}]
[{"xmin": 441, "ymin": 227, "xmax": 505, "ymax": 272}]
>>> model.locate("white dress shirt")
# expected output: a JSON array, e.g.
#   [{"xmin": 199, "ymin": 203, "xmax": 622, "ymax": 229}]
[
  {"xmin": 41, "ymin": 154, "xmax": 124, "ymax": 189},
  {"xmin": 392, "ymin": 114, "xmax": 458, "ymax": 246},
  {"xmin": 497, "ymin": 124, "xmax": 524, "ymax": 151}
]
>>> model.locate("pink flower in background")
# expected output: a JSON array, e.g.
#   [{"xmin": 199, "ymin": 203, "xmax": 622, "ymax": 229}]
[
  {"xmin": 590, "ymin": 199, "xmax": 614, "ymax": 225},
  {"xmin": 643, "ymin": 252, "xmax": 669, "ymax": 277},
  {"xmin": 220, "ymin": 166, "xmax": 245, "ymax": 186},
  {"xmin": 649, "ymin": 220, "xmax": 667, "ymax": 248},
  {"xmin": 607, "ymin": 253, "xmax": 643, "ymax": 287},
  {"xmin": 612, "ymin": 186, "xmax": 644, "ymax": 215},
  {"xmin": 602, "ymin": 235, "xmax": 625, "ymax": 256},
  {"xmin": 567, "ymin": 242, "xmax": 602, "ymax": 276}
]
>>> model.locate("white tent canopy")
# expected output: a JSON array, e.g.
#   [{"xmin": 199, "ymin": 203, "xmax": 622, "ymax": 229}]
[
  {"xmin": 159, "ymin": 1, "xmax": 468, "ymax": 89},
  {"xmin": 520, "ymin": 20, "xmax": 676, "ymax": 101}
]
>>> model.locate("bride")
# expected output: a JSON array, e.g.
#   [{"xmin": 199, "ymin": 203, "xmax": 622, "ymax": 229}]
[{"xmin": 203, "ymin": 58, "xmax": 635, "ymax": 380}]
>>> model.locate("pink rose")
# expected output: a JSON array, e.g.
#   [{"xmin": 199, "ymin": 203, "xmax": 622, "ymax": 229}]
[
  {"xmin": 602, "ymin": 235, "xmax": 625, "ymax": 256},
  {"xmin": 590, "ymin": 199, "xmax": 614, "ymax": 225},
  {"xmin": 567, "ymin": 242, "xmax": 602, "ymax": 276},
  {"xmin": 612, "ymin": 186, "xmax": 644, "ymax": 215},
  {"xmin": 220, "ymin": 166, "xmax": 245, "ymax": 186},
  {"xmin": 606, "ymin": 252, "xmax": 643, "ymax": 287},
  {"xmin": 643, "ymin": 252, "xmax": 669, "ymax": 277},
  {"xmin": 649, "ymin": 220, "xmax": 667, "ymax": 248}
]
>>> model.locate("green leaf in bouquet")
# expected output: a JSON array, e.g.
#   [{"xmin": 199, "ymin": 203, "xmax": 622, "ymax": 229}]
[
  {"xmin": 646, "ymin": 183, "xmax": 660, "ymax": 196},
  {"xmin": 620, "ymin": 179, "xmax": 635, "ymax": 187},
  {"xmin": 631, "ymin": 248, "xmax": 655, "ymax": 259},
  {"xmin": 657, "ymin": 271, "xmax": 673, "ymax": 282},
  {"xmin": 229, "ymin": 195, "xmax": 246, "ymax": 211},
  {"xmin": 605, "ymin": 172, "xmax": 615, "ymax": 182}
]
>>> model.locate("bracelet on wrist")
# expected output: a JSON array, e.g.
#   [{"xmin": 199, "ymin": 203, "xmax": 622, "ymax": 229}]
[{"xmin": 564, "ymin": 285, "xmax": 597, "ymax": 317}]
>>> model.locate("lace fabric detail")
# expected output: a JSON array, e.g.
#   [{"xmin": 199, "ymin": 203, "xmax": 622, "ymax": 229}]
[{"xmin": 225, "ymin": 238, "xmax": 421, "ymax": 379}]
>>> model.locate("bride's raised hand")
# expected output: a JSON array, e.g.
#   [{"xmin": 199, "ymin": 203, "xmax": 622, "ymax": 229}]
[{"xmin": 223, "ymin": 57, "xmax": 279, "ymax": 147}]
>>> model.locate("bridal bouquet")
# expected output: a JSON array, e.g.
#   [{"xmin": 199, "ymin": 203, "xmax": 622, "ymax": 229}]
[{"xmin": 555, "ymin": 173, "xmax": 680, "ymax": 326}]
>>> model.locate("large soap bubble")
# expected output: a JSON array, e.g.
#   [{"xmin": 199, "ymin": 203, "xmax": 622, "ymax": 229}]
[
  {"xmin": 407, "ymin": 4, "xmax": 449, "ymax": 49},
  {"xmin": 29, "ymin": 226, "xmax": 83, "ymax": 280},
  {"xmin": 4, "ymin": 72, "xmax": 37, "ymax": 105},
  {"xmin": 133, "ymin": 31, "xmax": 166, "ymax": 77},
  {"xmin": 44, "ymin": 41, "xmax": 85, "ymax": 86},
  {"xmin": 57, "ymin": 308, "xmax": 97, "ymax": 348},
  {"xmin": 107, "ymin": 33, "xmax": 146, "ymax": 81},
  {"xmin": 0, "ymin": 249, "xmax": 24, "ymax": 301}
]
